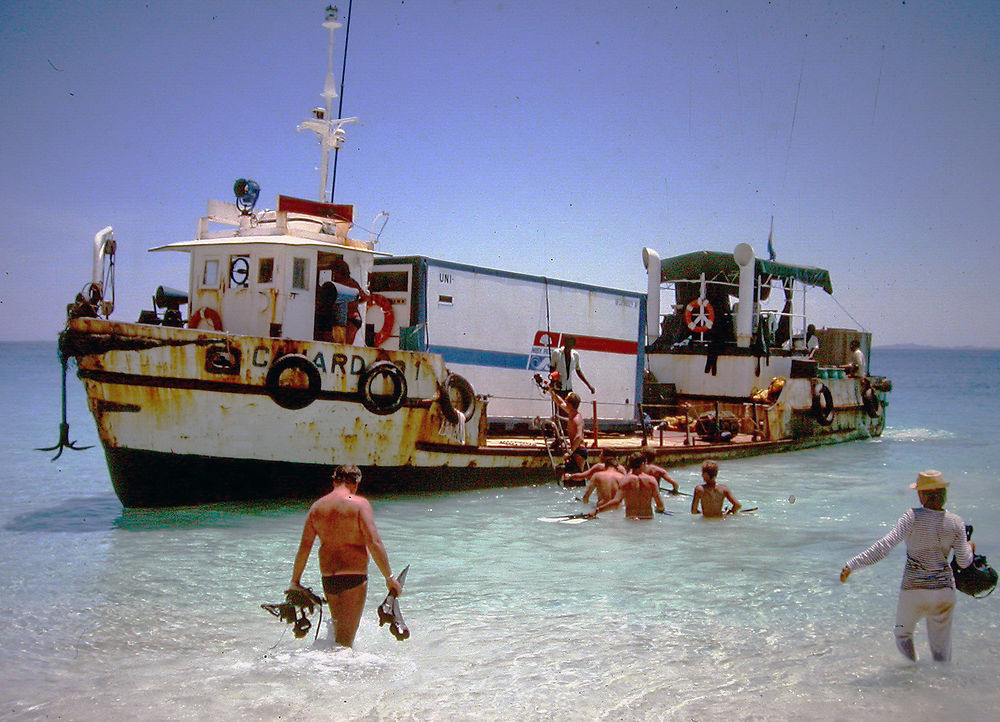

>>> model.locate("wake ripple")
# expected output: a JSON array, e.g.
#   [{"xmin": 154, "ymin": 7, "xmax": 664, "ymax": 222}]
[{"xmin": 882, "ymin": 426, "xmax": 957, "ymax": 442}]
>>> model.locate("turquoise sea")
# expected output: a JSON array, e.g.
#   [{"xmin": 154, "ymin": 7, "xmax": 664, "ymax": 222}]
[{"xmin": 1, "ymin": 343, "xmax": 998, "ymax": 721}]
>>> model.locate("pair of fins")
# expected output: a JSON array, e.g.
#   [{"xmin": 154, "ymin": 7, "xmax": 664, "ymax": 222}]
[{"xmin": 377, "ymin": 564, "xmax": 410, "ymax": 641}]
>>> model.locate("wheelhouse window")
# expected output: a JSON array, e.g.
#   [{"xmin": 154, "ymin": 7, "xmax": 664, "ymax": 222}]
[
  {"xmin": 258, "ymin": 257, "xmax": 274, "ymax": 285},
  {"xmin": 201, "ymin": 258, "xmax": 220, "ymax": 288},
  {"xmin": 292, "ymin": 257, "xmax": 309, "ymax": 290}
]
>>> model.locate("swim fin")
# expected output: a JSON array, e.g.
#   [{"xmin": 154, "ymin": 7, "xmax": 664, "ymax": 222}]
[{"xmin": 377, "ymin": 564, "xmax": 409, "ymax": 641}]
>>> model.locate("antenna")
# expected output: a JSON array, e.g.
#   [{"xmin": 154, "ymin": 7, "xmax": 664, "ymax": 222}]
[{"xmin": 297, "ymin": 5, "xmax": 356, "ymax": 202}]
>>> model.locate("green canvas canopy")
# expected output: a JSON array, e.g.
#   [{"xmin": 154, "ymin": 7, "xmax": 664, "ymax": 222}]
[{"xmin": 658, "ymin": 250, "xmax": 833, "ymax": 294}]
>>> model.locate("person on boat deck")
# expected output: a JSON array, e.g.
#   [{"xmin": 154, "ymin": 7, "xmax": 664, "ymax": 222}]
[
  {"xmin": 549, "ymin": 336, "xmax": 595, "ymax": 396},
  {"xmin": 840, "ymin": 470, "xmax": 974, "ymax": 663},
  {"xmin": 591, "ymin": 453, "xmax": 665, "ymax": 520},
  {"xmin": 290, "ymin": 465, "xmax": 402, "ymax": 648},
  {"xmin": 691, "ymin": 459, "xmax": 741, "ymax": 518},
  {"xmin": 639, "ymin": 450, "xmax": 679, "ymax": 494},
  {"xmin": 577, "ymin": 452, "xmax": 625, "ymax": 511},
  {"xmin": 563, "ymin": 447, "xmax": 624, "ymax": 486},
  {"xmin": 786, "ymin": 324, "xmax": 820, "ymax": 358},
  {"xmin": 845, "ymin": 339, "xmax": 867, "ymax": 377},
  {"xmin": 548, "ymin": 386, "xmax": 588, "ymax": 474},
  {"xmin": 332, "ymin": 259, "xmax": 368, "ymax": 344},
  {"xmin": 805, "ymin": 324, "xmax": 820, "ymax": 359}
]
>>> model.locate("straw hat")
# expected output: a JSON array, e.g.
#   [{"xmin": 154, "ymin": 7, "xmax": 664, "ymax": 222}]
[{"xmin": 911, "ymin": 470, "xmax": 948, "ymax": 490}]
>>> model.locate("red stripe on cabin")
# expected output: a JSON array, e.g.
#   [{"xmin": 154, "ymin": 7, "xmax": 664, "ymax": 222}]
[
  {"xmin": 277, "ymin": 195, "xmax": 354, "ymax": 222},
  {"xmin": 533, "ymin": 331, "xmax": 637, "ymax": 355}
]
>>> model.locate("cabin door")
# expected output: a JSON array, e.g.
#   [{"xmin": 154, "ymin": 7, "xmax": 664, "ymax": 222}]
[{"xmin": 367, "ymin": 264, "xmax": 413, "ymax": 350}]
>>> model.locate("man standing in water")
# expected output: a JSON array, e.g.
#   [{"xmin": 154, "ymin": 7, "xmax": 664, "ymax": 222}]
[
  {"xmin": 691, "ymin": 459, "xmax": 741, "ymax": 517},
  {"xmin": 575, "ymin": 449, "xmax": 625, "ymax": 511},
  {"xmin": 290, "ymin": 465, "xmax": 402, "ymax": 647},
  {"xmin": 640, "ymin": 450, "xmax": 680, "ymax": 495},
  {"xmin": 592, "ymin": 454, "xmax": 666, "ymax": 520}
]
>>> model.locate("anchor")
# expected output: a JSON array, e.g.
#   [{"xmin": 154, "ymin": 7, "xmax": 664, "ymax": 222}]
[{"xmin": 36, "ymin": 353, "xmax": 92, "ymax": 460}]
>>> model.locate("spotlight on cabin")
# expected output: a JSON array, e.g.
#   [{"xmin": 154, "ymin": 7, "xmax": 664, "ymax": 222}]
[
  {"xmin": 155, "ymin": 285, "xmax": 189, "ymax": 328},
  {"xmin": 233, "ymin": 178, "xmax": 261, "ymax": 214}
]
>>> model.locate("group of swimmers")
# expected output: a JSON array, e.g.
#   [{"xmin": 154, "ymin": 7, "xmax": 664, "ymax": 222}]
[{"xmin": 562, "ymin": 450, "xmax": 742, "ymax": 519}]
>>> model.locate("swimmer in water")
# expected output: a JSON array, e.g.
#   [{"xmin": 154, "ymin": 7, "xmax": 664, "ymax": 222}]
[{"xmin": 691, "ymin": 459, "xmax": 741, "ymax": 518}]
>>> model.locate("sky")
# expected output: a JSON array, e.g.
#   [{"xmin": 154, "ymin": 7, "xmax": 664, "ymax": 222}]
[{"xmin": 1, "ymin": 0, "xmax": 998, "ymax": 347}]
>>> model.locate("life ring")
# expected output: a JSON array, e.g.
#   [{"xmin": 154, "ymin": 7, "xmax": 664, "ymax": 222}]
[
  {"xmin": 358, "ymin": 361, "xmax": 407, "ymax": 415},
  {"xmin": 811, "ymin": 382, "xmax": 835, "ymax": 426},
  {"xmin": 862, "ymin": 386, "xmax": 881, "ymax": 418},
  {"xmin": 439, "ymin": 373, "xmax": 476, "ymax": 424},
  {"xmin": 265, "ymin": 354, "xmax": 321, "ymax": 410},
  {"xmin": 189, "ymin": 307, "xmax": 223, "ymax": 331},
  {"xmin": 368, "ymin": 294, "xmax": 395, "ymax": 347},
  {"xmin": 684, "ymin": 298, "xmax": 715, "ymax": 333}
]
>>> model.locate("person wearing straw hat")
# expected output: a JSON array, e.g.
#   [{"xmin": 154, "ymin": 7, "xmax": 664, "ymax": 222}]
[{"xmin": 840, "ymin": 470, "xmax": 974, "ymax": 662}]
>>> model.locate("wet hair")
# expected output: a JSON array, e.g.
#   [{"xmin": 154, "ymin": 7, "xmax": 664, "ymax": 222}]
[
  {"xmin": 565, "ymin": 392, "xmax": 581, "ymax": 408},
  {"xmin": 627, "ymin": 453, "xmax": 645, "ymax": 471},
  {"xmin": 701, "ymin": 460, "xmax": 719, "ymax": 479},
  {"xmin": 641, "ymin": 449, "xmax": 655, "ymax": 463},
  {"xmin": 332, "ymin": 464, "xmax": 362, "ymax": 484}
]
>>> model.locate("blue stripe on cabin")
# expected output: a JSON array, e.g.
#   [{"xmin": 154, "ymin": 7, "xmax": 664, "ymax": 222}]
[{"xmin": 428, "ymin": 345, "xmax": 531, "ymax": 370}]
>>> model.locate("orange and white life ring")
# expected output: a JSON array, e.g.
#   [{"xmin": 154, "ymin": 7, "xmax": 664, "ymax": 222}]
[
  {"xmin": 368, "ymin": 293, "xmax": 395, "ymax": 347},
  {"xmin": 188, "ymin": 307, "xmax": 223, "ymax": 331},
  {"xmin": 684, "ymin": 298, "xmax": 715, "ymax": 334}
]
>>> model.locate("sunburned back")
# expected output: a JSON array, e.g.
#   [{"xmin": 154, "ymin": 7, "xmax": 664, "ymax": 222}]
[
  {"xmin": 591, "ymin": 469, "xmax": 622, "ymax": 506},
  {"xmin": 622, "ymin": 473, "xmax": 657, "ymax": 519},
  {"xmin": 310, "ymin": 490, "xmax": 370, "ymax": 575},
  {"xmin": 696, "ymin": 483, "xmax": 727, "ymax": 517}
]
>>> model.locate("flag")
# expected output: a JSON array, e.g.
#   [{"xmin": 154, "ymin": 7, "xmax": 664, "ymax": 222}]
[{"xmin": 767, "ymin": 216, "xmax": 776, "ymax": 260}]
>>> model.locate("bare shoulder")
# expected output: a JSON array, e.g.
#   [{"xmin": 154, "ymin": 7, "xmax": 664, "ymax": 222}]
[{"xmin": 348, "ymin": 493, "xmax": 375, "ymax": 514}]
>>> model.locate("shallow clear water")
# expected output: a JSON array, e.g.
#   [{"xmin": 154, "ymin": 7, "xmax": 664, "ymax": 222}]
[{"xmin": 1, "ymin": 343, "xmax": 998, "ymax": 720}]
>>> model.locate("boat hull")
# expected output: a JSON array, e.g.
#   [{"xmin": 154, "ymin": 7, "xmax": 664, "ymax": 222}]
[{"xmin": 61, "ymin": 319, "xmax": 888, "ymax": 507}]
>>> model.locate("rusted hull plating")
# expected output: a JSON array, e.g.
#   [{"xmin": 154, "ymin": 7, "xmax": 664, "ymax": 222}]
[{"xmin": 63, "ymin": 318, "xmax": 888, "ymax": 508}]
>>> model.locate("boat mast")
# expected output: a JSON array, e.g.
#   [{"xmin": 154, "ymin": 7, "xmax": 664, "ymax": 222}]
[
  {"xmin": 330, "ymin": 0, "xmax": 353, "ymax": 202},
  {"xmin": 297, "ymin": 5, "xmax": 356, "ymax": 203}
]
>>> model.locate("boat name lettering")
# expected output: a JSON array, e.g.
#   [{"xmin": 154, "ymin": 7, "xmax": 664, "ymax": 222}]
[
  {"xmin": 439, "ymin": 273, "xmax": 453, "ymax": 284},
  {"xmin": 252, "ymin": 345, "xmax": 398, "ymax": 377}
]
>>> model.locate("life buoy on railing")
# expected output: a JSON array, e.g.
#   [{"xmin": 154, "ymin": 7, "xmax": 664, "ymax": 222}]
[
  {"xmin": 684, "ymin": 298, "xmax": 715, "ymax": 334},
  {"xmin": 439, "ymin": 373, "xmax": 476, "ymax": 424},
  {"xmin": 811, "ymin": 382, "xmax": 835, "ymax": 426},
  {"xmin": 862, "ymin": 385, "xmax": 881, "ymax": 418},
  {"xmin": 189, "ymin": 307, "xmax": 223, "ymax": 331},
  {"xmin": 358, "ymin": 360, "xmax": 407, "ymax": 416},
  {"xmin": 368, "ymin": 294, "xmax": 395, "ymax": 347},
  {"xmin": 265, "ymin": 354, "xmax": 321, "ymax": 410}
]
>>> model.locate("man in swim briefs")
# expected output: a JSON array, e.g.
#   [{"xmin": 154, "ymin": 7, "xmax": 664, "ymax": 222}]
[
  {"xmin": 691, "ymin": 459, "xmax": 741, "ymax": 518},
  {"xmin": 591, "ymin": 454, "xmax": 665, "ymax": 520},
  {"xmin": 549, "ymin": 386, "xmax": 588, "ymax": 474},
  {"xmin": 290, "ymin": 465, "xmax": 402, "ymax": 647}
]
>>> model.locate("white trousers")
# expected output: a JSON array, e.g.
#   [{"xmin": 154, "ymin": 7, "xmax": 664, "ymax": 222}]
[{"xmin": 893, "ymin": 587, "xmax": 956, "ymax": 662}]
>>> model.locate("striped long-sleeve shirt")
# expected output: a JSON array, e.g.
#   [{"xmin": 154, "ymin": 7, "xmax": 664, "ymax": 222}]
[{"xmin": 846, "ymin": 507, "xmax": 974, "ymax": 590}]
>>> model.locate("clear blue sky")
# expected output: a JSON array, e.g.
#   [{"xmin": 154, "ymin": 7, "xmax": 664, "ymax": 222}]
[{"xmin": 2, "ymin": 0, "xmax": 997, "ymax": 347}]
